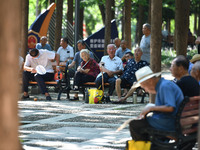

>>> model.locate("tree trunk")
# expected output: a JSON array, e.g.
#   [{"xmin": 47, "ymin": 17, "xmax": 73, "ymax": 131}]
[
  {"xmin": 124, "ymin": 0, "xmax": 131, "ymax": 49},
  {"xmin": 175, "ymin": 0, "xmax": 190, "ymax": 56},
  {"xmin": 54, "ymin": 0, "xmax": 63, "ymax": 51},
  {"xmin": 98, "ymin": 0, "xmax": 105, "ymax": 25},
  {"xmin": 148, "ymin": 0, "xmax": 151, "ymax": 24},
  {"xmin": 21, "ymin": 0, "xmax": 29, "ymax": 58},
  {"xmin": 150, "ymin": 0, "xmax": 162, "ymax": 103},
  {"xmin": 104, "ymin": 0, "xmax": 111, "ymax": 55},
  {"xmin": 137, "ymin": 4, "xmax": 144, "ymax": 45},
  {"xmin": 67, "ymin": 0, "xmax": 73, "ymax": 25},
  {"xmin": 79, "ymin": 7, "xmax": 84, "ymax": 38},
  {"xmin": 0, "ymin": 0, "xmax": 21, "ymax": 149},
  {"xmin": 111, "ymin": 0, "xmax": 115, "ymax": 20},
  {"xmin": 36, "ymin": 0, "xmax": 41, "ymax": 17},
  {"xmin": 121, "ymin": 7, "xmax": 125, "ymax": 40}
]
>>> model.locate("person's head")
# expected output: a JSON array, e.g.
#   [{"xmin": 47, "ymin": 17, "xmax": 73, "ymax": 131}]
[
  {"xmin": 142, "ymin": 23, "xmax": 151, "ymax": 36},
  {"xmin": 134, "ymin": 66, "xmax": 161, "ymax": 94},
  {"xmin": 29, "ymin": 48, "xmax": 39, "ymax": 58},
  {"xmin": 40, "ymin": 36, "xmax": 47, "ymax": 46},
  {"xmin": 120, "ymin": 40, "xmax": 127, "ymax": 50},
  {"xmin": 134, "ymin": 47, "xmax": 143, "ymax": 62},
  {"xmin": 114, "ymin": 38, "xmax": 121, "ymax": 48},
  {"xmin": 191, "ymin": 61, "xmax": 200, "ymax": 81},
  {"xmin": 80, "ymin": 49, "xmax": 90, "ymax": 62},
  {"xmin": 170, "ymin": 55, "xmax": 189, "ymax": 80},
  {"xmin": 60, "ymin": 37, "xmax": 68, "ymax": 48},
  {"xmin": 125, "ymin": 52, "xmax": 134, "ymax": 62},
  {"xmin": 107, "ymin": 44, "xmax": 116, "ymax": 59},
  {"xmin": 77, "ymin": 40, "xmax": 86, "ymax": 51}
]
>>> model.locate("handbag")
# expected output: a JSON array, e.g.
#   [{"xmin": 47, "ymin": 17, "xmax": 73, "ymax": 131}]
[
  {"xmin": 125, "ymin": 140, "xmax": 151, "ymax": 150},
  {"xmin": 88, "ymin": 88, "xmax": 104, "ymax": 104}
]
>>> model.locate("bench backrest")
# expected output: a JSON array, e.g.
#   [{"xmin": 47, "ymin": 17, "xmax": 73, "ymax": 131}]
[{"xmin": 176, "ymin": 96, "xmax": 200, "ymax": 136}]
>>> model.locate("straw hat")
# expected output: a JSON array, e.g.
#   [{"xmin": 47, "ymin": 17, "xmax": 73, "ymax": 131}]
[
  {"xmin": 190, "ymin": 54, "xmax": 200, "ymax": 63},
  {"xmin": 132, "ymin": 66, "xmax": 161, "ymax": 88}
]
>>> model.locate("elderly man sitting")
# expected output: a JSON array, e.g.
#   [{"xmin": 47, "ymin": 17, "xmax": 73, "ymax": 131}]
[
  {"xmin": 115, "ymin": 47, "xmax": 149, "ymax": 102},
  {"xmin": 95, "ymin": 44, "xmax": 123, "ymax": 102},
  {"xmin": 128, "ymin": 66, "xmax": 183, "ymax": 141}
]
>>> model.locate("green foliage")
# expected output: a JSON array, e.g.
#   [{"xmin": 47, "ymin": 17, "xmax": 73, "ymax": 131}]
[{"xmin": 161, "ymin": 49, "xmax": 176, "ymax": 66}]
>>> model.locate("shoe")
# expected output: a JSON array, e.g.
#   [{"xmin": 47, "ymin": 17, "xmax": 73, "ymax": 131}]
[
  {"xmin": 46, "ymin": 96, "xmax": 52, "ymax": 101},
  {"xmin": 70, "ymin": 97, "xmax": 79, "ymax": 101},
  {"xmin": 105, "ymin": 96, "xmax": 111, "ymax": 103},
  {"xmin": 21, "ymin": 95, "xmax": 29, "ymax": 100}
]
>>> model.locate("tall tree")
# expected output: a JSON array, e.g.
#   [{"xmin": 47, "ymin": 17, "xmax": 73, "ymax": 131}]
[
  {"xmin": 175, "ymin": 0, "xmax": 190, "ymax": 56},
  {"xmin": 104, "ymin": 0, "xmax": 111, "ymax": 54},
  {"xmin": 67, "ymin": 0, "xmax": 73, "ymax": 25},
  {"xmin": 54, "ymin": 0, "xmax": 63, "ymax": 51},
  {"xmin": 111, "ymin": 0, "xmax": 115, "ymax": 20},
  {"xmin": 124, "ymin": 0, "xmax": 131, "ymax": 49},
  {"xmin": 150, "ymin": 0, "xmax": 162, "ymax": 103},
  {"xmin": 21, "ymin": 0, "xmax": 29, "ymax": 57},
  {"xmin": 0, "ymin": 0, "xmax": 21, "ymax": 149},
  {"xmin": 98, "ymin": 0, "xmax": 105, "ymax": 25},
  {"xmin": 137, "ymin": 3, "xmax": 145, "ymax": 45},
  {"xmin": 79, "ymin": 5, "xmax": 84, "ymax": 38}
]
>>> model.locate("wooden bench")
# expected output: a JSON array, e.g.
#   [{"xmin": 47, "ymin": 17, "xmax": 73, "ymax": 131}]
[
  {"xmin": 66, "ymin": 81, "xmax": 147, "ymax": 103},
  {"xmin": 23, "ymin": 65, "xmax": 68, "ymax": 100},
  {"xmin": 142, "ymin": 96, "xmax": 200, "ymax": 149}
]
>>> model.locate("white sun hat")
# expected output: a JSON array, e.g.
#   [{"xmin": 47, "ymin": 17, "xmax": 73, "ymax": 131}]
[
  {"xmin": 36, "ymin": 65, "xmax": 46, "ymax": 75},
  {"xmin": 132, "ymin": 66, "xmax": 161, "ymax": 88}
]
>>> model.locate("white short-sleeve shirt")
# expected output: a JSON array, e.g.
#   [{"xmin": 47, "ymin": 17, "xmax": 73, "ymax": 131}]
[
  {"xmin": 24, "ymin": 50, "xmax": 55, "ymax": 73},
  {"xmin": 96, "ymin": 55, "xmax": 123, "ymax": 78},
  {"xmin": 57, "ymin": 45, "xmax": 74, "ymax": 62}
]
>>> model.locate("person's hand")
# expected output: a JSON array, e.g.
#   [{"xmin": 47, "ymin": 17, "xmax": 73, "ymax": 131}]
[
  {"xmin": 56, "ymin": 66, "xmax": 60, "ymax": 72},
  {"xmin": 138, "ymin": 106, "xmax": 152, "ymax": 119},
  {"xmin": 77, "ymin": 66, "xmax": 82, "ymax": 72},
  {"xmin": 59, "ymin": 62, "xmax": 65, "ymax": 66},
  {"xmin": 107, "ymin": 70, "xmax": 114, "ymax": 77},
  {"xmin": 31, "ymin": 68, "xmax": 37, "ymax": 73}
]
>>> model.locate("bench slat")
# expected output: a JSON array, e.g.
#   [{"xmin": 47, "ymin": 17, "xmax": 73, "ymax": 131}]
[
  {"xmin": 29, "ymin": 81, "xmax": 57, "ymax": 85},
  {"xmin": 182, "ymin": 127, "xmax": 198, "ymax": 135},
  {"xmin": 180, "ymin": 116, "xmax": 199, "ymax": 126},
  {"xmin": 181, "ymin": 109, "xmax": 199, "ymax": 117}
]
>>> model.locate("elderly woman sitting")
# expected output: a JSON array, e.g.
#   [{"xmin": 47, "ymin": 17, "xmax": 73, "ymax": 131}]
[{"xmin": 72, "ymin": 49, "xmax": 100, "ymax": 100}]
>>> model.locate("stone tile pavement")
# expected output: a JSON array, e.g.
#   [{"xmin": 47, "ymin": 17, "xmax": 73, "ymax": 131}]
[{"xmin": 19, "ymin": 92, "xmax": 147, "ymax": 150}]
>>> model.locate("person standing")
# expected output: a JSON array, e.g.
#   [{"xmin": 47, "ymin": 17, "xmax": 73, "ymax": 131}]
[
  {"xmin": 140, "ymin": 23, "xmax": 151, "ymax": 63},
  {"xmin": 57, "ymin": 37, "xmax": 74, "ymax": 64},
  {"xmin": 36, "ymin": 36, "xmax": 52, "ymax": 51},
  {"xmin": 115, "ymin": 40, "xmax": 131, "ymax": 62}
]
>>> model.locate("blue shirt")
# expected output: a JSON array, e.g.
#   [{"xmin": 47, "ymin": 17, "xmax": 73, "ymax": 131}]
[
  {"xmin": 147, "ymin": 78, "xmax": 184, "ymax": 131},
  {"xmin": 121, "ymin": 59, "xmax": 149, "ymax": 84},
  {"xmin": 115, "ymin": 47, "xmax": 131, "ymax": 58},
  {"xmin": 36, "ymin": 43, "xmax": 52, "ymax": 51}
]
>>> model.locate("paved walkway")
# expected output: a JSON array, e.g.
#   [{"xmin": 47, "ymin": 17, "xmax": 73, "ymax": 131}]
[
  {"xmin": 19, "ymin": 94, "xmax": 147, "ymax": 150},
  {"xmin": 19, "ymin": 72, "xmax": 174, "ymax": 150}
]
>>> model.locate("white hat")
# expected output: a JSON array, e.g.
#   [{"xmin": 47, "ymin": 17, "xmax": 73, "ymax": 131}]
[{"xmin": 132, "ymin": 66, "xmax": 161, "ymax": 88}]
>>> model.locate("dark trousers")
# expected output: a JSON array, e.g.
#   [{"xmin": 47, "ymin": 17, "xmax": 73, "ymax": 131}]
[
  {"xmin": 74, "ymin": 72, "xmax": 95, "ymax": 87},
  {"xmin": 129, "ymin": 119, "xmax": 150, "ymax": 141},
  {"xmin": 23, "ymin": 71, "xmax": 54, "ymax": 94},
  {"xmin": 198, "ymin": 44, "xmax": 200, "ymax": 54},
  {"xmin": 95, "ymin": 73, "xmax": 116, "ymax": 96}
]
